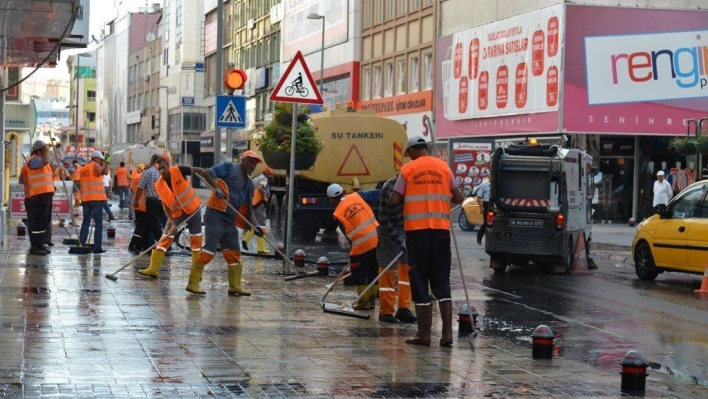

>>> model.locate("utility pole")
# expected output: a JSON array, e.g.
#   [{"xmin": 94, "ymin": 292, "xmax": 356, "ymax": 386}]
[{"xmin": 214, "ymin": 0, "xmax": 224, "ymax": 165}]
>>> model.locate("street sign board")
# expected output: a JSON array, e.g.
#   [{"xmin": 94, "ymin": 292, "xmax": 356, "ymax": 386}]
[
  {"xmin": 216, "ymin": 95, "xmax": 246, "ymax": 128},
  {"xmin": 270, "ymin": 51, "xmax": 323, "ymax": 105}
]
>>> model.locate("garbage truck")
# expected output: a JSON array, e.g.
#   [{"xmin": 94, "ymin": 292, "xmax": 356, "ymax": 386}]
[
  {"xmin": 485, "ymin": 145, "xmax": 593, "ymax": 274},
  {"xmin": 250, "ymin": 108, "xmax": 409, "ymax": 240},
  {"xmin": 109, "ymin": 144, "xmax": 170, "ymax": 171}
]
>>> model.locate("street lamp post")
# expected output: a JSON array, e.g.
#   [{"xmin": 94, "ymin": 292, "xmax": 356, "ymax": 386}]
[{"xmin": 307, "ymin": 13, "xmax": 325, "ymax": 95}]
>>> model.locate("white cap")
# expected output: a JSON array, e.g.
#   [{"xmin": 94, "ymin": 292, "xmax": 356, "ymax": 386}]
[
  {"xmin": 657, "ymin": 171, "xmax": 665, "ymax": 177},
  {"xmin": 90, "ymin": 151, "xmax": 105, "ymax": 160},
  {"xmin": 327, "ymin": 183, "xmax": 344, "ymax": 198},
  {"xmin": 404, "ymin": 135, "xmax": 428, "ymax": 155}
]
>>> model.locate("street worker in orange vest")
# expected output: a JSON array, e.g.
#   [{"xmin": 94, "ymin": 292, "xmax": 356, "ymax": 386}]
[
  {"xmin": 241, "ymin": 179, "xmax": 270, "ymax": 254},
  {"xmin": 138, "ymin": 156, "xmax": 205, "ymax": 277},
  {"xmin": 70, "ymin": 159, "xmax": 82, "ymax": 207},
  {"xmin": 79, "ymin": 151, "xmax": 110, "ymax": 254},
  {"xmin": 190, "ymin": 151, "xmax": 264, "ymax": 296},
  {"xmin": 390, "ymin": 136, "xmax": 465, "ymax": 347},
  {"xmin": 19, "ymin": 140, "xmax": 57, "ymax": 255},
  {"xmin": 327, "ymin": 183, "xmax": 380, "ymax": 310},
  {"xmin": 115, "ymin": 161, "xmax": 131, "ymax": 209},
  {"xmin": 128, "ymin": 163, "xmax": 147, "ymax": 254}
]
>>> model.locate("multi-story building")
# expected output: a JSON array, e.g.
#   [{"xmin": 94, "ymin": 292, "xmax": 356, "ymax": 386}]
[
  {"xmin": 126, "ymin": 11, "xmax": 163, "ymax": 144},
  {"xmin": 160, "ymin": 0, "xmax": 207, "ymax": 165},
  {"xmin": 359, "ymin": 0, "xmax": 436, "ymax": 139},
  {"xmin": 21, "ymin": 78, "xmax": 70, "ymax": 103},
  {"xmin": 67, "ymin": 52, "xmax": 97, "ymax": 155}
]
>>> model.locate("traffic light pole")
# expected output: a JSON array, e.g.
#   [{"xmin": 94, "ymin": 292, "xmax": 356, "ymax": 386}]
[{"xmin": 214, "ymin": 0, "xmax": 224, "ymax": 165}]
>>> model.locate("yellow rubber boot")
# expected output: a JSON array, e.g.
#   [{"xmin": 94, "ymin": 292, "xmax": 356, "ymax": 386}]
[
  {"xmin": 227, "ymin": 263, "xmax": 251, "ymax": 296},
  {"xmin": 191, "ymin": 251, "xmax": 199, "ymax": 266},
  {"xmin": 186, "ymin": 263, "xmax": 206, "ymax": 295},
  {"xmin": 241, "ymin": 229, "xmax": 254, "ymax": 251},
  {"xmin": 256, "ymin": 236, "xmax": 271, "ymax": 254},
  {"xmin": 352, "ymin": 285, "xmax": 369, "ymax": 310},
  {"xmin": 138, "ymin": 250, "xmax": 165, "ymax": 277},
  {"xmin": 368, "ymin": 284, "xmax": 379, "ymax": 310}
]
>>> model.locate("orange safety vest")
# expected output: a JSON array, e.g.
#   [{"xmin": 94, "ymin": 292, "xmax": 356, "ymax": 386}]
[
  {"xmin": 130, "ymin": 169, "xmax": 146, "ymax": 212},
  {"xmin": 401, "ymin": 155, "xmax": 453, "ymax": 231},
  {"xmin": 20, "ymin": 165, "xmax": 30, "ymax": 196},
  {"xmin": 154, "ymin": 166, "xmax": 201, "ymax": 218},
  {"xmin": 253, "ymin": 187, "xmax": 267, "ymax": 207},
  {"xmin": 25, "ymin": 155, "xmax": 55, "ymax": 198},
  {"xmin": 79, "ymin": 161, "xmax": 108, "ymax": 201},
  {"xmin": 333, "ymin": 192, "xmax": 379, "ymax": 256},
  {"xmin": 207, "ymin": 179, "xmax": 250, "ymax": 229},
  {"xmin": 116, "ymin": 167, "xmax": 129, "ymax": 186},
  {"xmin": 71, "ymin": 167, "xmax": 81, "ymax": 181}
]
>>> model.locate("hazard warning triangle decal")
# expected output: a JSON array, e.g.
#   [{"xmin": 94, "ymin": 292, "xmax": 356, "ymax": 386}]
[
  {"xmin": 270, "ymin": 51, "xmax": 323, "ymax": 105},
  {"xmin": 337, "ymin": 145, "xmax": 371, "ymax": 176}
]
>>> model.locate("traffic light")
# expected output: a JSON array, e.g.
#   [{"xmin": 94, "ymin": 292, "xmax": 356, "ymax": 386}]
[{"xmin": 224, "ymin": 69, "xmax": 247, "ymax": 94}]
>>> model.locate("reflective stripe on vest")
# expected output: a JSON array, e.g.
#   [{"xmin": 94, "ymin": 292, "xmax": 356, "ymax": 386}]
[
  {"xmin": 401, "ymin": 156, "xmax": 453, "ymax": 231},
  {"xmin": 26, "ymin": 156, "xmax": 55, "ymax": 197},
  {"xmin": 79, "ymin": 162, "xmax": 108, "ymax": 201},
  {"xmin": 333, "ymin": 192, "xmax": 379, "ymax": 256}
]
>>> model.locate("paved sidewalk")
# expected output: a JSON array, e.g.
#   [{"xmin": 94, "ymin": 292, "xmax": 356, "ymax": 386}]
[{"xmin": 0, "ymin": 209, "xmax": 704, "ymax": 398}]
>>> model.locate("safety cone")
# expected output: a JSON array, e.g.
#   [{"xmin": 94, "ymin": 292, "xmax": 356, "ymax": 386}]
[
  {"xmin": 570, "ymin": 234, "xmax": 590, "ymax": 275},
  {"xmin": 695, "ymin": 262, "xmax": 708, "ymax": 294}
]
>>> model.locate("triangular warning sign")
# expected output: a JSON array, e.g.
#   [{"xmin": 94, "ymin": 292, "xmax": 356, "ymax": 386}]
[
  {"xmin": 337, "ymin": 145, "xmax": 371, "ymax": 176},
  {"xmin": 270, "ymin": 51, "xmax": 323, "ymax": 105},
  {"xmin": 218, "ymin": 100, "xmax": 243, "ymax": 123}
]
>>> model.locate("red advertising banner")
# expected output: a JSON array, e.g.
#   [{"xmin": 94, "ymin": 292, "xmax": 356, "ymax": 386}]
[
  {"xmin": 10, "ymin": 184, "xmax": 73, "ymax": 219},
  {"xmin": 450, "ymin": 141, "xmax": 493, "ymax": 197}
]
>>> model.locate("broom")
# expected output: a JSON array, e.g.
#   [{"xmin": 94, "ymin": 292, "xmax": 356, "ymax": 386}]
[{"xmin": 46, "ymin": 137, "xmax": 82, "ymax": 246}]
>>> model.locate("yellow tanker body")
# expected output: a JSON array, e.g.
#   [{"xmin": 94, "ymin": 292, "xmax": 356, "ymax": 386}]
[{"xmin": 251, "ymin": 109, "xmax": 408, "ymax": 240}]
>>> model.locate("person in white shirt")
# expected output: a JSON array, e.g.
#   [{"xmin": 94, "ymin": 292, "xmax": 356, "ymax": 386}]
[
  {"xmin": 653, "ymin": 171, "xmax": 673, "ymax": 215},
  {"xmin": 102, "ymin": 169, "xmax": 116, "ymax": 220},
  {"xmin": 476, "ymin": 170, "xmax": 491, "ymax": 245}
]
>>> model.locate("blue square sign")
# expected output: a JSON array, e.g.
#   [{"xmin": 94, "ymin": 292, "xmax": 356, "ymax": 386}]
[{"xmin": 216, "ymin": 95, "xmax": 246, "ymax": 128}]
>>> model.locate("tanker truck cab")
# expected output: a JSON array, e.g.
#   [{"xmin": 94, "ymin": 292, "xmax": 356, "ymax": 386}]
[{"xmin": 486, "ymin": 145, "xmax": 593, "ymax": 274}]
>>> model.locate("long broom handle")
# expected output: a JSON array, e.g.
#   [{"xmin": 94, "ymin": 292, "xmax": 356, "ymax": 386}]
[
  {"xmin": 320, "ymin": 263, "xmax": 351, "ymax": 304},
  {"xmin": 195, "ymin": 173, "xmax": 299, "ymax": 271},
  {"xmin": 348, "ymin": 250, "xmax": 404, "ymax": 309},
  {"xmin": 46, "ymin": 138, "xmax": 82, "ymax": 239},
  {"xmin": 449, "ymin": 203, "xmax": 476, "ymax": 335},
  {"xmin": 107, "ymin": 203, "xmax": 205, "ymax": 276}
]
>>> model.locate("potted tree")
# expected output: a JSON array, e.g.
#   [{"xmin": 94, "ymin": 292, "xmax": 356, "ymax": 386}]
[
  {"xmin": 257, "ymin": 103, "xmax": 324, "ymax": 170},
  {"xmin": 670, "ymin": 137, "xmax": 697, "ymax": 156}
]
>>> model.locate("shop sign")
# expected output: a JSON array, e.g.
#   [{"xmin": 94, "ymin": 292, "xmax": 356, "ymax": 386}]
[
  {"xmin": 359, "ymin": 91, "xmax": 432, "ymax": 117},
  {"xmin": 444, "ymin": 4, "xmax": 564, "ymax": 120},
  {"xmin": 600, "ymin": 137, "xmax": 634, "ymax": 156},
  {"xmin": 562, "ymin": 6, "xmax": 708, "ymax": 135},
  {"xmin": 10, "ymin": 183, "xmax": 73, "ymax": 219},
  {"xmin": 200, "ymin": 136, "xmax": 214, "ymax": 148},
  {"xmin": 449, "ymin": 140, "xmax": 493, "ymax": 197}
]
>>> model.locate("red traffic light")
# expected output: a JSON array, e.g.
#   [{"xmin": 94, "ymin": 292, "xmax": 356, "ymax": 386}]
[{"xmin": 224, "ymin": 69, "xmax": 247, "ymax": 91}]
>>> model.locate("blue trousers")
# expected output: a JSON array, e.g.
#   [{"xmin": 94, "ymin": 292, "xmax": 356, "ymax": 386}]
[{"xmin": 80, "ymin": 201, "xmax": 104, "ymax": 250}]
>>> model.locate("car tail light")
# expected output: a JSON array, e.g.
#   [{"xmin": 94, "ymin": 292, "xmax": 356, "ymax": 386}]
[
  {"xmin": 486, "ymin": 211, "xmax": 495, "ymax": 225},
  {"xmin": 555, "ymin": 214, "xmax": 564, "ymax": 230},
  {"xmin": 301, "ymin": 197, "xmax": 320, "ymax": 205}
]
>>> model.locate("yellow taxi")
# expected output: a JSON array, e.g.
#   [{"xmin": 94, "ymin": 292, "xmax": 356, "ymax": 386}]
[
  {"xmin": 632, "ymin": 180, "xmax": 708, "ymax": 280},
  {"xmin": 458, "ymin": 196, "xmax": 484, "ymax": 232}
]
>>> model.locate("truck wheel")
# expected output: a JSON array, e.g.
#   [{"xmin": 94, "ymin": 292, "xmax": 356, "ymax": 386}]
[
  {"xmin": 269, "ymin": 195, "xmax": 282, "ymax": 237},
  {"xmin": 458, "ymin": 212, "xmax": 476, "ymax": 232},
  {"xmin": 562, "ymin": 237, "xmax": 573, "ymax": 273}
]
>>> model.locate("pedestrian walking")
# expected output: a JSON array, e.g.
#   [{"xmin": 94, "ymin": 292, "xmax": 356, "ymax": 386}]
[
  {"xmin": 327, "ymin": 183, "xmax": 380, "ymax": 311},
  {"xmin": 128, "ymin": 163, "xmax": 147, "ymax": 254},
  {"xmin": 71, "ymin": 159, "xmax": 81, "ymax": 207},
  {"xmin": 138, "ymin": 156, "xmax": 205, "ymax": 277},
  {"xmin": 133, "ymin": 155, "xmax": 167, "ymax": 253},
  {"xmin": 653, "ymin": 171, "xmax": 673, "ymax": 215},
  {"xmin": 102, "ymin": 168, "xmax": 116, "ymax": 220},
  {"xmin": 476, "ymin": 170, "xmax": 491, "ymax": 245},
  {"xmin": 241, "ymin": 179, "xmax": 270, "ymax": 254},
  {"xmin": 115, "ymin": 162, "xmax": 130, "ymax": 209},
  {"xmin": 79, "ymin": 151, "xmax": 110, "ymax": 254},
  {"xmin": 377, "ymin": 174, "xmax": 417, "ymax": 324},
  {"xmin": 389, "ymin": 136, "xmax": 465, "ymax": 347},
  {"xmin": 189, "ymin": 151, "xmax": 263, "ymax": 296},
  {"xmin": 19, "ymin": 140, "xmax": 56, "ymax": 255}
]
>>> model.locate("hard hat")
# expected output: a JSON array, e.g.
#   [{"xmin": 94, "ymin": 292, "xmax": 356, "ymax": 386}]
[
  {"xmin": 90, "ymin": 150, "xmax": 105, "ymax": 160},
  {"xmin": 160, "ymin": 152, "xmax": 171, "ymax": 162},
  {"xmin": 32, "ymin": 140, "xmax": 48, "ymax": 151},
  {"xmin": 404, "ymin": 135, "xmax": 428, "ymax": 156},
  {"xmin": 242, "ymin": 150, "xmax": 262, "ymax": 163},
  {"xmin": 138, "ymin": 163, "xmax": 145, "ymax": 169},
  {"xmin": 327, "ymin": 183, "xmax": 344, "ymax": 198},
  {"xmin": 657, "ymin": 171, "xmax": 665, "ymax": 177}
]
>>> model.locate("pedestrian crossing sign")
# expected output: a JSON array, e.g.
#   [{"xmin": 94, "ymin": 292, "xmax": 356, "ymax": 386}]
[{"xmin": 216, "ymin": 95, "xmax": 246, "ymax": 128}]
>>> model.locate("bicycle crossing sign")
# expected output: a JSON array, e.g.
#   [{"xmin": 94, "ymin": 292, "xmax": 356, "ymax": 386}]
[
  {"xmin": 270, "ymin": 51, "xmax": 323, "ymax": 105},
  {"xmin": 216, "ymin": 95, "xmax": 246, "ymax": 128}
]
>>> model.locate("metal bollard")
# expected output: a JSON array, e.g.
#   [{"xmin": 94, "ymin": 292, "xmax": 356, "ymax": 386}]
[
  {"xmin": 531, "ymin": 325, "xmax": 555, "ymax": 359},
  {"xmin": 294, "ymin": 249, "xmax": 306, "ymax": 270},
  {"xmin": 106, "ymin": 224, "xmax": 116, "ymax": 239},
  {"xmin": 620, "ymin": 350, "xmax": 649, "ymax": 394},
  {"xmin": 17, "ymin": 222, "xmax": 26, "ymax": 237},
  {"xmin": 275, "ymin": 243, "xmax": 285, "ymax": 260},
  {"xmin": 316, "ymin": 256, "xmax": 330, "ymax": 276},
  {"xmin": 457, "ymin": 304, "xmax": 477, "ymax": 337}
]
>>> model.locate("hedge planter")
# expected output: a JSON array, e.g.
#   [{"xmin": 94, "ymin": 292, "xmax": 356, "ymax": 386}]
[
  {"xmin": 263, "ymin": 150, "xmax": 317, "ymax": 171},
  {"xmin": 695, "ymin": 141, "xmax": 708, "ymax": 155}
]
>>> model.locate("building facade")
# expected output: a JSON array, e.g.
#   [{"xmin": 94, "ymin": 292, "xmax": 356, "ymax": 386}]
[
  {"xmin": 359, "ymin": 0, "xmax": 436, "ymax": 139},
  {"xmin": 67, "ymin": 52, "xmax": 97, "ymax": 155}
]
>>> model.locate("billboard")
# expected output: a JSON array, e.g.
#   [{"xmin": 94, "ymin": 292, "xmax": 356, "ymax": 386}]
[
  {"xmin": 444, "ymin": 5, "xmax": 563, "ymax": 120},
  {"xmin": 282, "ymin": 0, "xmax": 348, "ymax": 61},
  {"xmin": 563, "ymin": 6, "xmax": 708, "ymax": 135}
]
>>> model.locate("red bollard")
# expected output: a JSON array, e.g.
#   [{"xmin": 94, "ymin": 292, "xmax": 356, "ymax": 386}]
[
  {"xmin": 531, "ymin": 325, "xmax": 555, "ymax": 359},
  {"xmin": 316, "ymin": 256, "xmax": 330, "ymax": 276},
  {"xmin": 620, "ymin": 350, "xmax": 649, "ymax": 394}
]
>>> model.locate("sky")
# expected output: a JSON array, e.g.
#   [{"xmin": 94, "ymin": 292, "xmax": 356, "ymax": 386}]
[{"xmin": 23, "ymin": 0, "xmax": 163, "ymax": 81}]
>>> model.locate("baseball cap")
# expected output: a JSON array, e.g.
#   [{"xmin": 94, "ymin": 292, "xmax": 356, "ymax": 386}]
[
  {"xmin": 657, "ymin": 171, "xmax": 665, "ymax": 177},
  {"xmin": 327, "ymin": 183, "xmax": 344, "ymax": 198},
  {"xmin": 138, "ymin": 163, "xmax": 145, "ymax": 169},
  {"xmin": 32, "ymin": 140, "xmax": 48, "ymax": 151},
  {"xmin": 404, "ymin": 135, "xmax": 428, "ymax": 156},
  {"xmin": 242, "ymin": 150, "xmax": 262, "ymax": 163},
  {"xmin": 90, "ymin": 151, "xmax": 105, "ymax": 160}
]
